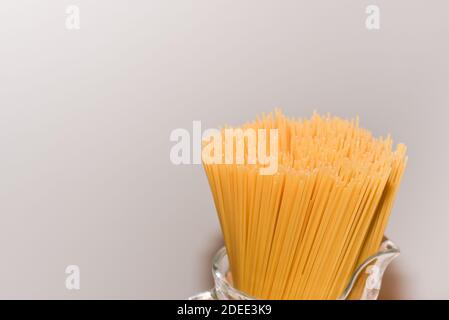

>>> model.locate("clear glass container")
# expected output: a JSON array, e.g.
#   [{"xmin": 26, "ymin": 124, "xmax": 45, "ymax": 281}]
[{"xmin": 190, "ymin": 238, "xmax": 399, "ymax": 300}]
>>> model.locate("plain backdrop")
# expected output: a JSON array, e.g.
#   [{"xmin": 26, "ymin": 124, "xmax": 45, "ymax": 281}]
[{"xmin": 0, "ymin": 1, "xmax": 448, "ymax": 299}]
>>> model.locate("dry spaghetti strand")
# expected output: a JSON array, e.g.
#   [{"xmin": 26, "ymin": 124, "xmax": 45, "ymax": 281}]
[{"xmin": 202, "ymin": 110, "xmax": 407, "ymax": 300}]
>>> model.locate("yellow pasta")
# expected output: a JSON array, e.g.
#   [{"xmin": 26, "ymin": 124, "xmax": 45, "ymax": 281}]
[{"xmin": 202, "ymin": 110, "xmax": 407, "ymax": 300}]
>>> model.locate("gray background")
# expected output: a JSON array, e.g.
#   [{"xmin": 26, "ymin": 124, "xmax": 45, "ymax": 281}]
[{"xmin": 0, "ymin": 1, "xmax": 448, "ymax": 299}]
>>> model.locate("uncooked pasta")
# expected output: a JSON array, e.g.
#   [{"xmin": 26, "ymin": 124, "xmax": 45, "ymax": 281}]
[{"xmin": 202, "ymin": 110, "xmax": 407, "ymax": 300}]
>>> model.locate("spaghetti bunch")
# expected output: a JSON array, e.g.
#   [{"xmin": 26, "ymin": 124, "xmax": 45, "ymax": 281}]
[{"xmin": 202, "ymin": 111, "xmax": 407, "ymax": 299}]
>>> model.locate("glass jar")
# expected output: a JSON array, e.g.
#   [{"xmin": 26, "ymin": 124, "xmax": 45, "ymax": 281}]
[{"xmin": 190, "ymin": 238, "xmax": 399, "ymax": 300}]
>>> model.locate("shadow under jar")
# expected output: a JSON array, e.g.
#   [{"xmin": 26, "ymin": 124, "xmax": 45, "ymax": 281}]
[{"xmin": 190, "ymin": 238, "xmax": 399, "ymax": 300}]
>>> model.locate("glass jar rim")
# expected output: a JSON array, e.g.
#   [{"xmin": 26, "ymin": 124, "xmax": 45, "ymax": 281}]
[{"xmin": 210, "ymin": 237, "xmax": 400, "ymax": 300}]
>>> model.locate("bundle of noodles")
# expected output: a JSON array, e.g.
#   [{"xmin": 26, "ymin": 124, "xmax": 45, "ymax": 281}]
[{"xmin": 202, "ymin": 110, "xmax": 407, "ymax": 299}]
